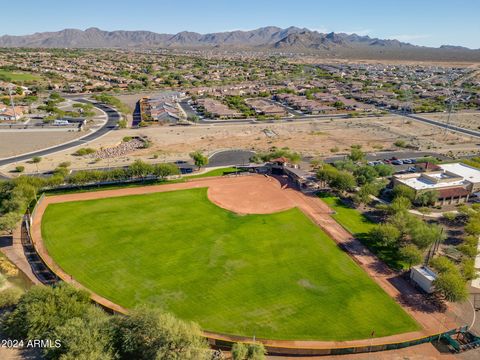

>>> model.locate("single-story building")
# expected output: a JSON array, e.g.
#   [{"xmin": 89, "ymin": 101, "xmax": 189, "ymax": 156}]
[{"xmin": 393, "ymin": 162, "xmax": 480, "ymax": 205}]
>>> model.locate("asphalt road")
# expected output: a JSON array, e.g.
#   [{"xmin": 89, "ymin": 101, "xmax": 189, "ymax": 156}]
[
  {"xmin": 324, "ymin": 150, "xmax": 449, "ymax": 163},
  {"xmin": 207, "ymin": 149, "xmax": 255, "ymax": 167},
  {"xmin": 0, "ymin": 100, "xmax": 120, "ymax": 166}
]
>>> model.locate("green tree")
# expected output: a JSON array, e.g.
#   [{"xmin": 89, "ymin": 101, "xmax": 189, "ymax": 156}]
[
  {"xmin": 231, "ymin": 342, "xmax": 266, "ymax": 360},
  {"xmin": 465, "ymin": 214, "xmax": 480, "ymax": 235},
  {"xmin": 434, "ymin": 271, "xmax": 468, "ymax": 302},
  {"xmin": 370, "ymin": 223, "xmax": 401, "ymax": 247},
  {"xmin": 415, "ymin": 190, "xmax": 439, "ymax": 207},
  {"xmin": 3, "ymin": 283, "xmax": 91, "ymax": 340},
  {"xmin": 429, "ymin": 256, "xmax": 457, "ymax": 274},
  {"xmin": 329, "ymin": 171, "xmax": 356, "ymax": 193},
  {"xmin": 231, "ymin": 343, "xmax": 248, "ymax": 360},
  {"xmin": 410, "ymin": 223, "xmax": 445, "ymax": 250},
  {"xmin": 128, "ymin": 160, "xmax": 153, "ymax": 179},
  {"xmin": 348, "ymin": 146, "xmax": 365, "ymax": 162},
  {"xmin": 392, "ymin": 184, "xmax": 416, "ymax": 202},
  {"xmin": 0, "ymin": 212, "xmax": 21, "ymax": 234},
  {"xmin": 399, "ymin": 244, "xmax": 423, "ymax": 269},
  {"xmin": 389, "ymin": 196, "xmax": 412, "ymax": 214},
  {"xmin": 31, "ymin": 156, "xmax": 42, "ymax": 173},
  {"xmin": 457, "ymin": 235, "xmax": 479, "ymax": 258},
  {"xmin": 353, "ymin": 166, "xmax": 378, "ymax": 185},
  {"xmin": 373, "ymin": 163, "xmax": 394, "ymax": 177},
  {"xmin": 153, "ymin": 163, "xmax": 179, "ymax": 179},
  {"xmin": 111, "ymin": 307, "xmax": 210, "ymax": 360},
  {"xmin": 190, "ymin": 151, "xmax": 209, "ymax": 169},
  {"xmin": 45, "ymin": 306, "xmax": 114, "ymax": 360},
  {"xmin": 460, "ymin": 258, "xmax": 477, "ymax": 281},
  {"xmin": 316, "ymin": 164, "xmax": 338, "ymax": 187},
  {"xmin": 0, "ymin": 287, "xmax": 23, "ymax": 309}
]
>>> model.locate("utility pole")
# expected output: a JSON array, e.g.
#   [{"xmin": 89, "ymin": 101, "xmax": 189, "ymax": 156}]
[{"xmin": 8, "ymin": 84, "xmax": 17, "ymax": 121}]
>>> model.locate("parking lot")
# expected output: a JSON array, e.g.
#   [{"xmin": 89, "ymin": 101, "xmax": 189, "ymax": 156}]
[{"xmin": 325, "ymin": 151, "xmax": 450, "ymax": 174}]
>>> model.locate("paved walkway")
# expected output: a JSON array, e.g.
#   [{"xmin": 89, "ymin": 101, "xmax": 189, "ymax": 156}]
[
  {"xmin": 0, "ymin": 225, "xmax": 41, "ymax": 285},
  {"xmin": 27, "ymin": 175, "xmax": 460, "ymax": 354}
]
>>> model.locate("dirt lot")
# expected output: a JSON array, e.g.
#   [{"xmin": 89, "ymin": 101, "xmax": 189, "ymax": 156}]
[
  {"xmin": 0, "ymin": 100, "xmax": 107, "ymax": 159},
  {"xmin": 1, "ymin": 113, "xmax": 479, "ymax": 174},
  {"xmin": 422, "ymin": 111, "xmax": 480, "ymax": 132},
  {"xmin": 0, "ymin": 131, "xmax": 84, "ymax": 159}
]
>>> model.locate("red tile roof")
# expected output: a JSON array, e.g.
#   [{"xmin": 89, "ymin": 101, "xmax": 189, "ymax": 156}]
[{"xmin": 437, "ymin": 187, "xmax": 470, "ymax": 199}]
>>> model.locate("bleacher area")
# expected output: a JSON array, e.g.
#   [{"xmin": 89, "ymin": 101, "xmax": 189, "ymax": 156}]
[{"xmin": 21, "ymin": 219, "xmax": 59, "ymax": 285}]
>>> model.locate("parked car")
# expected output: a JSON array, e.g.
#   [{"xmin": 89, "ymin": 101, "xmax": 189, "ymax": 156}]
[
  {"xmin": 392, "ymin": 160, "xmax": 403, "ymax": 165},
  {"xmin": 402, "ymin": 159, "xmax": 412, "ymax": 164}
]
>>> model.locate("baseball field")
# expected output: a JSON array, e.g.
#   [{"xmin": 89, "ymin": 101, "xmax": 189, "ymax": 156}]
[{"xmin": 41, "ymin": 186, "xmax": 418, "ymax": 340}]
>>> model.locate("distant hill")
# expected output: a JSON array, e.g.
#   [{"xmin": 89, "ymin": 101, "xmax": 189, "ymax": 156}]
[{"xmin": 1, "ymin": 26, "xmax": 479, "ymax": 61}]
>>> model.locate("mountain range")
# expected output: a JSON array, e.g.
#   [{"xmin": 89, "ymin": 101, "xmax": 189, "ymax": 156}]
[{"xmin": 1, "ymin": 26, "xmax": 479, "ymax": 61}]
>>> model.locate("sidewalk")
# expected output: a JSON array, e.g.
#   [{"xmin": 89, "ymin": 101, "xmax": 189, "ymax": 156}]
[{"xmin": 0, "ymin": 224, "xmax": 41, "ymax": 285}]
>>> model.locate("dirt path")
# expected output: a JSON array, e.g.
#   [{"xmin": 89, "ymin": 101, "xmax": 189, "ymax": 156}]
[{"xmin": 28, "ymin": 174, "xmax": 460, "ymax": 353}]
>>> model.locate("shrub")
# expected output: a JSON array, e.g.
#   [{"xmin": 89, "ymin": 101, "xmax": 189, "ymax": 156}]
[
  {"xmin": 460, "ymin": 258, "xmax": 477, "ymax": 281},
  {"xmin": 232, "ymin": 342, "xmax": 266, "ymax": 360},
  {"xmin": 442, "ymin": 212, "xmax": 458, "ymax": 223},
  {"xmin": 429, "ymin": 256, "xmax": 457, "ymax": 274},
  {"xmin": 14, "ymin": 166, "xmax": 25, "ymax": 173},
  {"xmin": 58, "ymin": 161, "xmax": 71, "ymax": 168},
  {"xmin": 53, "ymin": 166, "xmax": 69, "ymax": 177},
  {"xmin": 73, "ymin": 147, "xmax": 96, "ymax": 156},
  {"xmin": 0, "ymin": 256, "xmax": 19, "ymax": 277},
  {"xmin": 118, "ymin": 119, "xmax": 127, "ymax": 128},
  {"xmin": 394, "ymin": 140, "xmax": 407, "ymax": 148},
  {"xmin": 0, "ymin": 288, "xmax": 23, "ymax": 309}
]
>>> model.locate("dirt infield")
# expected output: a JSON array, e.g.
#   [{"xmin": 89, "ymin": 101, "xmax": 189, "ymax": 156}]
[{"xmin": 29, "ymin": 174, "xmax": 461, "ymax": 353}]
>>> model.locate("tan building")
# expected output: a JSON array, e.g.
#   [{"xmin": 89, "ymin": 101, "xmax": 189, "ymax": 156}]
[
  {"xmin": 245, "ymin": 98, "xmax": 286, "ymax": 117},
  {"xmin": 0, "ymin": 105, "xmax": 26, "ymax": 121},
  {"xmin": 392, "ymin": 163, "xmax": 480, "ymax": 205},
  {"xmin": 195, "ymin": 98, "xmax": 241, "ymax": 119}
]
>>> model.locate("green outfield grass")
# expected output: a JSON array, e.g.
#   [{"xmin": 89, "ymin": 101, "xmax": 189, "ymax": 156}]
[
  {"xmin": 42, "ymin": 188, "xmax": 418, "ymax": 340},
  {"xmin": 319, "ymin": 194, "xmax": 406, "ymax": 269},
  {"xmin": 0, "ymin": 69, "xmax": 41, "ymax": 82},
  {"xmin": 319, "ymin": 195, "xmax": 376, "ymax": 235},
  {"xmin": 186, "ymin": 167, "xmax": 241, "ymax": 179}
]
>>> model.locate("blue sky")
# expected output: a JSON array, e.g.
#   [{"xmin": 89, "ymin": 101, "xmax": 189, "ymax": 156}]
[{"xmin": 2, "ymin": 0, "xmax": 479, "ymax": 48}]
